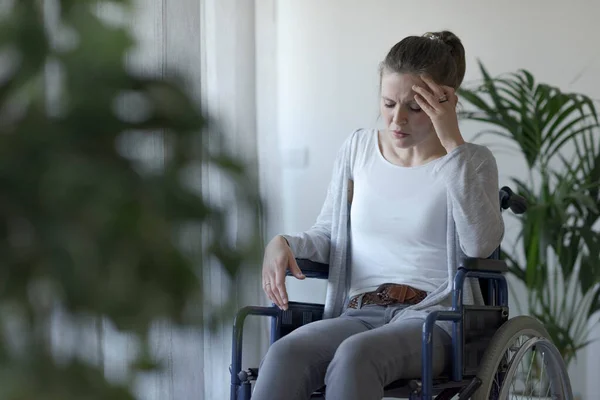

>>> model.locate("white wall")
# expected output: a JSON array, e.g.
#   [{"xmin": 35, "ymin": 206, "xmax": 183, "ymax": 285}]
[{"xmin": 257, "ymin": 0, "xmax": 600, "ymax": 397}]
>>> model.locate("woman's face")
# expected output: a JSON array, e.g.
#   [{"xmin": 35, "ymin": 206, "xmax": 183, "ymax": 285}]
[{"xmin": 380, "ymin": 72, "xmax": 437, "ymax": 149}]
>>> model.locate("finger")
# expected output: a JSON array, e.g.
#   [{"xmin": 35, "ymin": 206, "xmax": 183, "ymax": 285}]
[
  {"xmin": 289, "ymin": 258, "xmax": 305, "ymax": 280},
  {"xmin": 266, "ymin": 269, "xmax": 284, "ymax": 308},
  {"xmin": 438, "ymin": 85, "xmax": 458, "ymax": 104},
  {"xmin": 412, "ymin": 84, "xmax": 439, "ymax": 109},
  {"xmin": 269, "ymin": 282, "xmax": 285, "ymax": 309},
  {"xmin": 263, "ymin": 271, "xmax": 282, "ymax": 307},
  {"xmin": 420, "ymin": 75, "xmax": 445, "ymax": 97},
  {"xmin": 274, "ymin": 269, "xmax": 289, "ymax": 310},
  {"xmin": 262, "ymin": 275, "xmax": 273, "ymax": 301},
  {"xmin": 264, "ymin": 284, "xmax": 279, "ymax": 307},
  {"xmin": 420, "ymin": 76, "xmax": 455, "ymax": 107},
  {"xmin": 414, "ymin": 93, "xmax": 436, "ymax": 116}
]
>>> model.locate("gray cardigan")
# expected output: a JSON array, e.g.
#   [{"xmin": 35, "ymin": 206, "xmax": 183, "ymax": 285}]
[{"xmin": 282, "ymin": 129, "xmax": 504, "ymax": 333}]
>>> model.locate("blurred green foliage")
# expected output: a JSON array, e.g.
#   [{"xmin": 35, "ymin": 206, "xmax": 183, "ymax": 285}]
[{"xmin": 0, "ymin": 0, "xmax": 262, "ymax": 398}]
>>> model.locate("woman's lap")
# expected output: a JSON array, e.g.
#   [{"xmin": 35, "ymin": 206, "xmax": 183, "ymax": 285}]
[{"xmin": 252, "ymin": 305, "xmax": 451, "ymax": 400}]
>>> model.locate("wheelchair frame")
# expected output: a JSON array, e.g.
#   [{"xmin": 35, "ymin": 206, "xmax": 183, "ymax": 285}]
[
  {"xmin": 229, "ymin": 188, "xmax": 570, "ymax": 400},
  {"xmin": 230, "ymin": 252, "xmax": 509, "ymax": 400}
]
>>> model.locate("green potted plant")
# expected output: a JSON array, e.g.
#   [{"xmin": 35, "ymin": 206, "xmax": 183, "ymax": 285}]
[
  {"xmin": 458, "ymin": 62, "xmax": 600, "ymax": 371},
  {"xmin": 0, "ymin": 1, "xmax": 262, "ymax": 399}
]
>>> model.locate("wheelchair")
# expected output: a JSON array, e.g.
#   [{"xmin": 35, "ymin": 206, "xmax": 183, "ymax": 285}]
[{"xmin": 230, "ymin": 187, "xmax": 573, "ymax": 400}]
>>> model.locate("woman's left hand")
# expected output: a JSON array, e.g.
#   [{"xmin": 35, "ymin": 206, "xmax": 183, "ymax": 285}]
[{"xmin": 412, "ymin": 75, "xmax": 465, "ymax": 152}]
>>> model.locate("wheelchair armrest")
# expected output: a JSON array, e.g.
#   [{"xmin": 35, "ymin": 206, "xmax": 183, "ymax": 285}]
[
  {"xmin": 460, "ymin": 257, "xmax": 508, "ymax": 273},
  {"xmin": 285, "ymin": 259, "xmax": 329, "ymax": 279}
]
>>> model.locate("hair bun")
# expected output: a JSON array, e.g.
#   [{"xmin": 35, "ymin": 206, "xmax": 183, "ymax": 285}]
[
  {"xmin": 424, "ymin": 31, "xmax": 460, "ymax": 56},
  {"xmin": 438, "ymin": 31, "xmax": 462, "ymax": 57},
  {"xmin": 423, "ymin": 30, "xmax": 466, "ymax": 86}
]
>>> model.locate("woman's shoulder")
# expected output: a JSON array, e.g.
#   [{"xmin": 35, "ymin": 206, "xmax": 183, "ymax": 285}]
[
  {"xmin": 340, "ymin": 128, "xmax": 377, "ymax": 175},
  {"xmin": 431, "ymin": 142, "xmax": 498, "ymax": 177},
  {"xmin": 342, "ymin": 128, "xmax": 377, "ymax": 149},
  {"xmin": 453, "ymin": 142, "xmax": 497, "ymax": 164},
  {"xmin": 332, "ymin": 128, "xmax": 376, "ymax": 159},
  {"xmin": 341, "ymin": 128, "xmax": 378, "ymax": 160},
  {"xmin": 464, "ymin": 141, "xmax": 493, "ymax": 153}
]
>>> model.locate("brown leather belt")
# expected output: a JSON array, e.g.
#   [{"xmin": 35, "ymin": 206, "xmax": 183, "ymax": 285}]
[{"xmin": 348, "ymin": 283, "xmax": 427, "ymax": 309}]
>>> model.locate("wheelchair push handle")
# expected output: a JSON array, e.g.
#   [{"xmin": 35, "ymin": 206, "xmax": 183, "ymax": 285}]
[{"xmin": 500, "ymin": 186, "xmax": 527, "ymax": 214}]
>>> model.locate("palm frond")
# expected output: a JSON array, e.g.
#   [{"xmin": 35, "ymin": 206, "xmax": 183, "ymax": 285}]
[{"xmin": 463, "ymin": 61, "xmax": 600, "ymax": 365}]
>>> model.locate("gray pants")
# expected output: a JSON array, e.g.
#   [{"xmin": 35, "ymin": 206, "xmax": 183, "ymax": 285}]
[{"xmin": 251, "ymin": 304, "xmax": 451, "ymax": 400}]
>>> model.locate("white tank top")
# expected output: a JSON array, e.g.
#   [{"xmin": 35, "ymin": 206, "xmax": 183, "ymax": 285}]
[{"xmin": 349, "ymin": 130, "xmax": 448, "ymax": 297}]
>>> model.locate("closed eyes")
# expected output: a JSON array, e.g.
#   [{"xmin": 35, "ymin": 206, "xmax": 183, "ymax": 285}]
[{"xmin": 383, "ymin": 102, "xmax": 422, "ymax": 112}]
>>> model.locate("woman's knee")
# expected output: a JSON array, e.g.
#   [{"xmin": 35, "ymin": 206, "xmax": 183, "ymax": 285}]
[
  {"xmin": 263, "ymin": 334, "xmax": 312, "ymax": 368},
  {"xmin": 335, "ymin": 334, "xmax": 373, "ymax": 362},
  {"xmin": 325, "ymin": 335, "xmax": 377, "ymax": 383},
  {"xmin": 253, "ymin": 335, "xmax": 320, "ymax": 400}
]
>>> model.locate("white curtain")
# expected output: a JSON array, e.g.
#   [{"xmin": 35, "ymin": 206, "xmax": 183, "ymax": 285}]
[
  {"xmin": 78, "ymin": 1, "xmax": 266, "ymax": 399},
  {"xmin": 198, "ymin": 1, "xmax": 267, "ymax": 400}
]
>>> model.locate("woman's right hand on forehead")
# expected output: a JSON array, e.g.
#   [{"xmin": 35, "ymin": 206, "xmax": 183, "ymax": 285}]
[{"xmin": 262, "ymin": 236, "xmax": 305, "ymax": 310}]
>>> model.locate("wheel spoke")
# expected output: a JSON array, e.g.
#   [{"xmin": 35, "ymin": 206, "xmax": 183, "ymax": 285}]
[
  {"xmin": 538, "ymin": 351, "xmax": 546, "ymax": 398},
  {"xmin": 524, "ymin": 348, "xmax": 536, "ymax": 398},
  {"xmin": 479, "ymin": 319, "xmax": 572, "ymax": 400},
  {"xmin": 493, "ymin": 372, "xmax": 500, "ymax": 397},
  {"xmin": 544, "ymin": 367, "xmax": 552, "ymax": 398}
]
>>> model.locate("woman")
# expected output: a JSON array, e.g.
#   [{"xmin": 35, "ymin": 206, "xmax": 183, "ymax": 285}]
[{"xmin": 253, "ymin": 30, "xmax": 504, "ymax": 400}]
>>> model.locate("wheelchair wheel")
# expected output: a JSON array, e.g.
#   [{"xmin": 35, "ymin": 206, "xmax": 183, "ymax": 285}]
[{"xmin": 473, "ymin": 316, "xmax": 573, "ymax": 400}]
